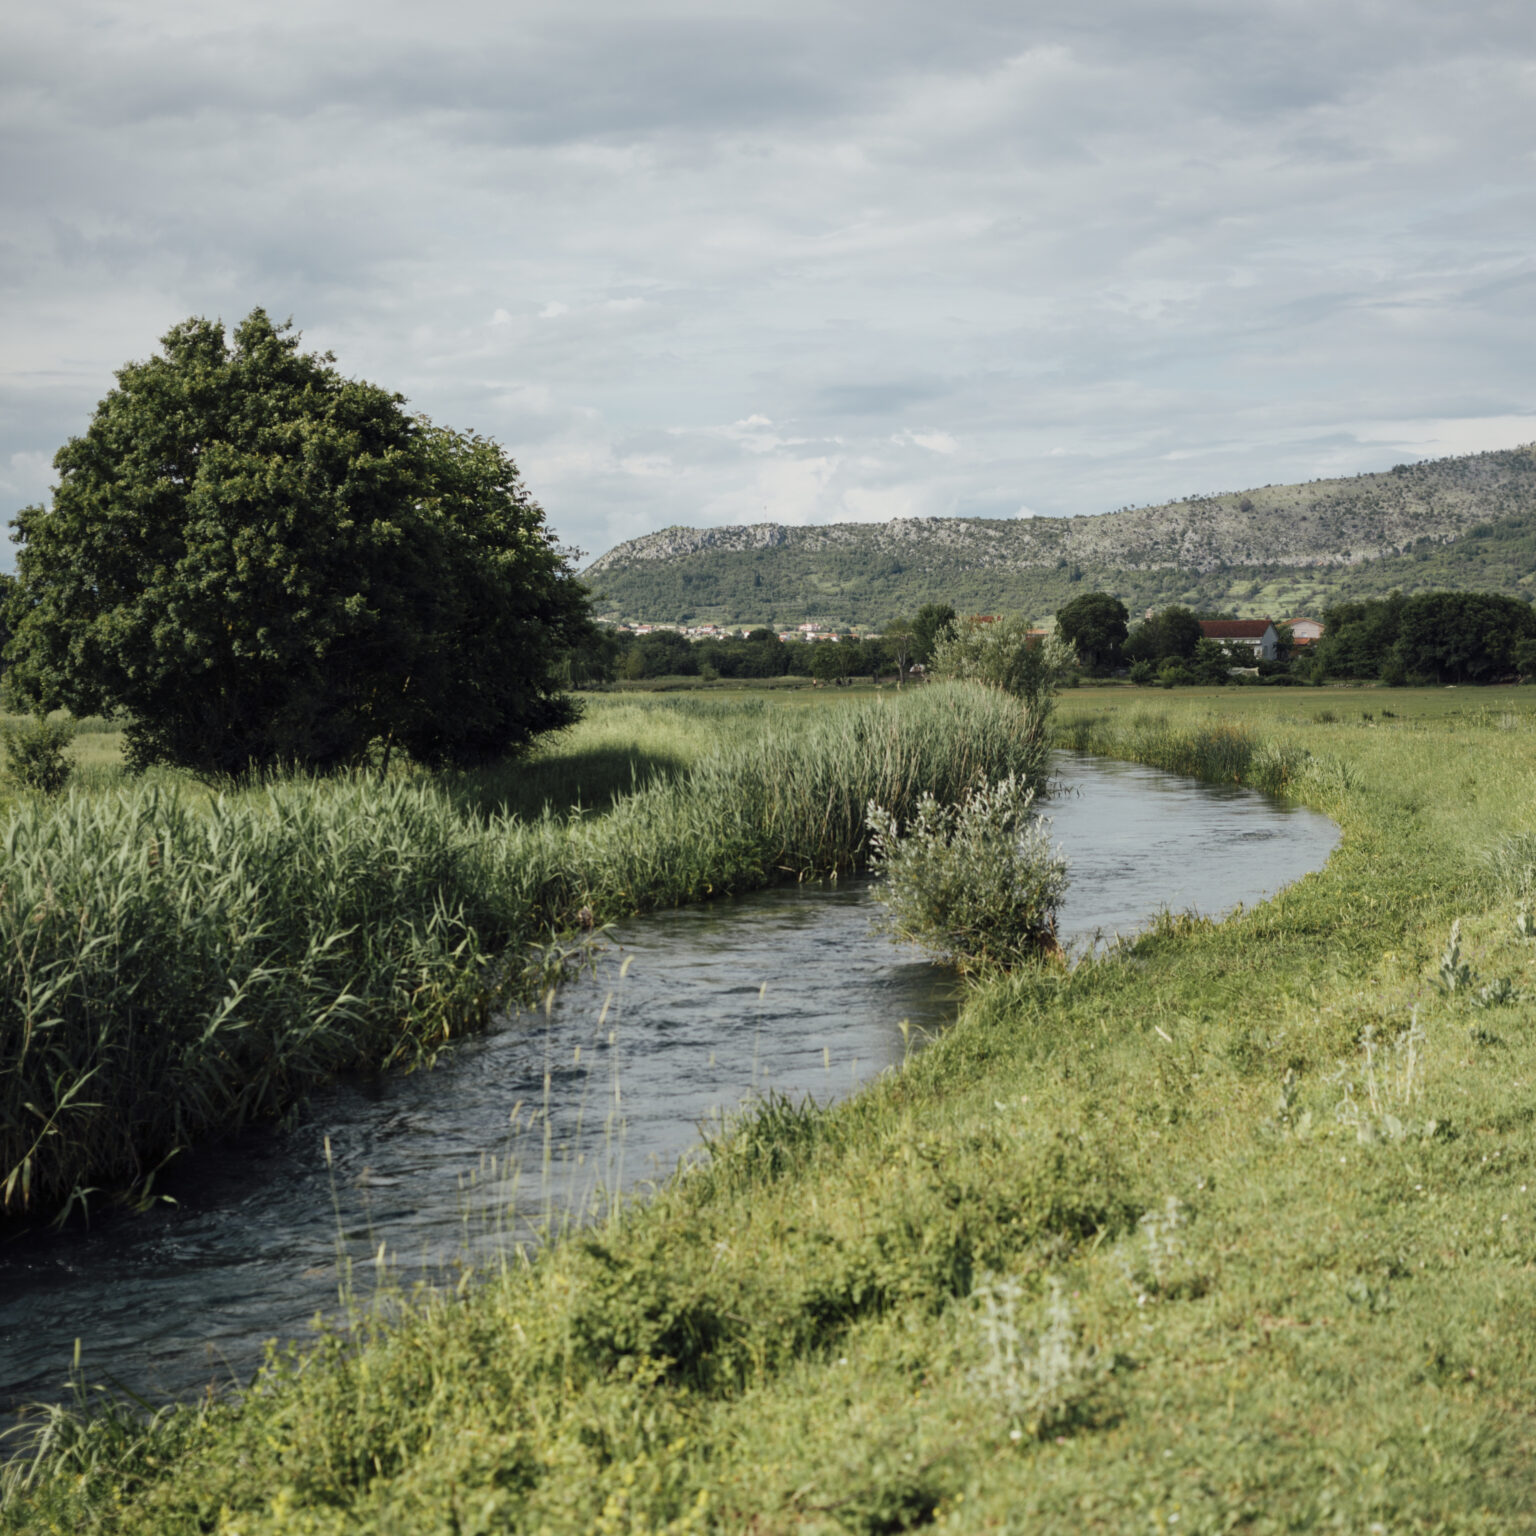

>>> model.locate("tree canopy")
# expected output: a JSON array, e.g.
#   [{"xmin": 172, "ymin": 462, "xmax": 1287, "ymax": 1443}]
[
  {"xmin": 1315, "ymin": 590, "xmax": 1536, "ymax": 684},
  {"xmin": 4, "ymin": 310, "xmax": 591, "ymax": 773},
  {"xmin": 910, "ymin": 603, "xmax": 957, "ymax": 664},
  {"xmin": 1055, "ymin": 591, "xmax": 1128, "ymax": 673},
  {"xmin": 1123, "ymin": 605, "xmax": 1202, "ymax": 665}
]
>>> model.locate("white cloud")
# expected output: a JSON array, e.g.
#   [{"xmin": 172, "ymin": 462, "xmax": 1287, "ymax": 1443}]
[
  {"xmin": 2, "ymin": 1, "xmax": 1534, "ymax": 567},
  {"xmin": 1355, "ymin": 415, "xmax": 1536, "ymax": 459},
  {"xmin": 893, "ymin": 430, "xmax": 959, "ymax": 455}
]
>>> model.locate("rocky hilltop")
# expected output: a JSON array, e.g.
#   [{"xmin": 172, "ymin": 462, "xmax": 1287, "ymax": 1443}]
[{"xmin": 583, "ymin": 445, "xmax": 1536, "ymax": 626}]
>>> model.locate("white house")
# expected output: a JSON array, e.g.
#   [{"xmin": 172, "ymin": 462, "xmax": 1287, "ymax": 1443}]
[
  {"xmin": 1198, "ymin": 618, "xmax": 1280, "ymax": 661},
  {"xmin": 1284, "ymin": 616, "xmax": 1324, "ymax": 647}
]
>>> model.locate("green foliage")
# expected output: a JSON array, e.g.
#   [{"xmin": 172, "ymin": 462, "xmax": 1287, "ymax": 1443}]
[
  {"xmin": 1054, "ymin": 709, "xmax": 1320, "ymax": 794},
  {"xmin": 1190, "ymin": 636, "xmax": 1235, "ymax": 685},
  {"xmin": 5, "ymin": 310, "xmax": 589, "ymax": 774},
  {"xmin": 0, "ymin": 713, "xmax": 74, "ymax": 795},
  {"xmin": 0, "ymin": 685, "xmax": 1043, "ymax": 1223},
  {"xmin": 625, "ymin": 628, "xmax": 699, "ymax": 678},
  {"xmin": 16, "ymin": 689, "xmax": 1536, "ymax": 1531},
  {"xmin": 930, "ymin": 615, "xmax": 1072, "ymax": 707},
  {"xmin": 1055, "ymin": 591, "xmax": 1129, "ymax": 673},
  {"xmin": 1317, "ymin": 592, "xmax": 1405, "ymax": 678},
  {"xmin": 867, "ymin": 774, "xmax": 1069, "ymax": 967},
  {"xmin": 390, "ymin": 421, "xmax": 592, "ymax": 767},
  {"xmin": 1124, "ymin": 604, "xmax": 1203, "ymax": 666},
  {"xmin": 1320, "ymin": 589, "xmax": 1536, "ymax": 684},
  {"xmin": 1394, "ymin": 590, "xmax": 1536, "ymax": 684},
  {"xmin": 694, "ymin": 628, "xmax": 791, "ymax": 679},
  {"xmin": 804, "ymin": 639, "xmax": 843, "ymax": 682},
  {"xmin": 911, "ymin": 602, "xmax": 957, "ymax": 663}
]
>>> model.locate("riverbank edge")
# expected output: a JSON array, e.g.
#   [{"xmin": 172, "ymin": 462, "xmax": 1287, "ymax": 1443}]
[
  {"xmin": 2, "ymin": 685, "xmax": 1046, "ymax": 1230},
  {"xmin": 7, "ymin": 695, "xmax": 1536, "ymax": 1532}
]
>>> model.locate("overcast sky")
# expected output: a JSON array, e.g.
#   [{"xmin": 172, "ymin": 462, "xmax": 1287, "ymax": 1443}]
[{"xmin": 3, "ymin": 0, "xmax": 1534, "ymax": 564}]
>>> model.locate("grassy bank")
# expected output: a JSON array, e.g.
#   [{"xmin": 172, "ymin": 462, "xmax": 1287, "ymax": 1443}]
[
  {"xmin": 1, "ymin": 685, "xmax": 1044, "ymax": 1227},
  {"xmin": 10, "ymin": 688, "xmax": 1536, "ymax": 1531}
]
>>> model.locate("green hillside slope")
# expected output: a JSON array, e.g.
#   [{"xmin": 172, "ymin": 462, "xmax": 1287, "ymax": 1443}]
[{"xmin": 583, "ymin": 446, "xmax": 1536, "ymax": 626}]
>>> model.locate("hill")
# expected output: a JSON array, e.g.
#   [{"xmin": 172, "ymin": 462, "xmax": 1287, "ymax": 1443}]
[{"xmin": 582, "ymin": 445, "xmax": 1536, "ymax": 626}]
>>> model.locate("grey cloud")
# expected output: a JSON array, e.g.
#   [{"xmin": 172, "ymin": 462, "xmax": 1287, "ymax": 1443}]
[
  {"xmin": 814, "ymin": 382, "xmax": 948, "ymax": 417},
  {"xmin": 2, "ymin": 0, "xmax": 1535, "ymax": 563}
]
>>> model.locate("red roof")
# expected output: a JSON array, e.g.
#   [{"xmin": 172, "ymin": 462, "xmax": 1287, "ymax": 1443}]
[{"xmin": 1199, "ymin": 619, "xmax": 1274, "ymax": 639}]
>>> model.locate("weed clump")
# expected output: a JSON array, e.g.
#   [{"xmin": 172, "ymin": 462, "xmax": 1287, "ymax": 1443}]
[
  {"xmin": 970, "ymin": 1274, "xmax": 1105, "ymax": 1440},
  {"xmin": 867, "ymin": 774, "xmax": 1068, "ymax": 969}
]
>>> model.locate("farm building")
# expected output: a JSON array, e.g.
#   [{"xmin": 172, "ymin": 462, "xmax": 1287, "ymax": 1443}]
[{"xmin": 1199, "ymin": 618, "xmax": 1280, "ymax": 661}]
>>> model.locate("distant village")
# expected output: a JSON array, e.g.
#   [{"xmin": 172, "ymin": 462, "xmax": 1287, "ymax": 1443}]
[
  {"xmin": 608, "ymin": 619, "xmax": 875, "ymax": 643},
  {"xmin": 602, "ymin": 614, "xmax": 1327, "ymax": 655}
]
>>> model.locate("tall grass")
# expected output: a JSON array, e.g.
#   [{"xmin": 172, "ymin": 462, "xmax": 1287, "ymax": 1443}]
[
  {"xmin": 1, "ymin": 684, "xmax": 1044, "ymax": 1224},
  {"xmin": 1055, "ymin": 707, "xmax": 1333, "ymax": 797}
]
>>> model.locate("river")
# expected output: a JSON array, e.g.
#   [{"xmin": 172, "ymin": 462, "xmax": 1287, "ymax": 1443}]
[{"xmin": 0, "ymin": 752, "xmax": 1338, "ymax": 1420}]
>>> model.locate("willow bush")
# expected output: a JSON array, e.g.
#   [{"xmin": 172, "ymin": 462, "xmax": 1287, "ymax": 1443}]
[{"xmin": 1, "ymin": 684, "xmax": 1045, "ymax": 1223}]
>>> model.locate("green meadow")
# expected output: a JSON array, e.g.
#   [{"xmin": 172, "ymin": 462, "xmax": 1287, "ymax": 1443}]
[{"xmin": 7, "ymin": 686, "xmax": 1536, "ymax": 1532}]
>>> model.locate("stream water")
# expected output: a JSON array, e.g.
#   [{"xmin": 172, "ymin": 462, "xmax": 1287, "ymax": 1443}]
[{"xmin": 0, "ymin": 753, "xmax": 1338, "ymax": 1420}]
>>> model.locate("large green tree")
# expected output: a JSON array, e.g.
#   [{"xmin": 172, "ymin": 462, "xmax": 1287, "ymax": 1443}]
[
  {"xmin": 5, "ymin": 310, "xmax": 590, "ymax": 773},
  {"xmin": 1391, "ymin": 590, "xmax": 1536, "ymax": 684},
  {"xmin": 1055, "ymin": 591, "xmax": 1129, "ymax": 673},
  {"xmin": 1315, "ymin": 594, "xmax": 1406, "ymax": 679},
  {"xmin": 1123, "ymin": 605, "xmax": 1202, "ymax": 666}
]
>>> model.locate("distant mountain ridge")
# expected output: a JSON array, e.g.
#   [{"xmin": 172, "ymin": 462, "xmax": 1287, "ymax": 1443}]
[{"xmin": 583, "ymin": 445, "xmax": 1536, "ymax": 627}]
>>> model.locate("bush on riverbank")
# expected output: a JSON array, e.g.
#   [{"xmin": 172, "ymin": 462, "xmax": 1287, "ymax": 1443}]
[
  {"xmin": 1, "ymin": 684, "xmax": 1046, "ymax": 1225},
  {"xmin": 867, "ymin": 773, "xmax": 1068, "ymax": 968}
]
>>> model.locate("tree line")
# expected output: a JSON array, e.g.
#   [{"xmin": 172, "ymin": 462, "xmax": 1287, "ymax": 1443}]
[
  {"xmin": 1312, "ymin": 590, "xmax": 1536, "ymax": 685},
  {"xmin": 1052, "ymin": 588, "xmax": 1536, "ymax": 686},
  {"xmin": 572, "ymin": 605, "xmax": 960, "ymax": 685}
]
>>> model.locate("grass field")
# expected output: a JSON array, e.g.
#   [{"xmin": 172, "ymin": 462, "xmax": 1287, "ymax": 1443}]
[{"xmin": 7, "ymin": 685, "xmax": 1536, "ymax": 1531}]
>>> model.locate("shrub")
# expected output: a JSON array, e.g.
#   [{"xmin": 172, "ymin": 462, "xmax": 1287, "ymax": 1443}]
[
  {"xmin": 1, "ymin": 714, "xmax": 74, "ymax": 795},
  {"xmin": 866, "ymin": 773, "xmax": 1068, "ymax": 968}
]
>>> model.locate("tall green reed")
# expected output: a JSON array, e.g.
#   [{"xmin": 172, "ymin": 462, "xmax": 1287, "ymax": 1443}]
[
  {"xmin": 2, "ymin": 684, "xmax": 1043, "ymax": 1224},
  {"xmin": 1055, "ymin": 710, "xmax": 1313, "ymax": 794}
]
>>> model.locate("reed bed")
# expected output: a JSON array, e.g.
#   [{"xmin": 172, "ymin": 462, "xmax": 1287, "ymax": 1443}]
[
  {"xmin": 1, "ymin": 684, "xmax": 1043, "ymax": 1224},
  {"xmin": 1055, "ymin": 707, "xmax": 1318, "ymax": 794}
]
